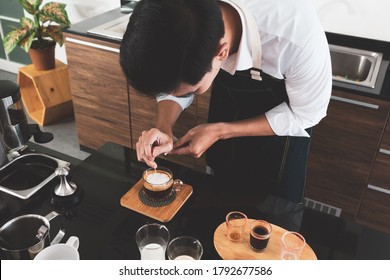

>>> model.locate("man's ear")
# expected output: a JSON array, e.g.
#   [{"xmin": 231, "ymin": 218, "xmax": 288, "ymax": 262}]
[{"xmin": 215, "ymin": 42, "xmax": 230, "ymax": 61}]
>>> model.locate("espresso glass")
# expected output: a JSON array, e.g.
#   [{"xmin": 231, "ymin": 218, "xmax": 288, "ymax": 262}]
[{"xmin": 249, "ymin": 220, "xmax": 272, "ymax": 251}]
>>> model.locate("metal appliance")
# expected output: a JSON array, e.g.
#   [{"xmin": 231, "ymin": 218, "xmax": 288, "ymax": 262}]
[{"xmin": 0, "ymin": 80, "xmax": 53, "ymax": 166}]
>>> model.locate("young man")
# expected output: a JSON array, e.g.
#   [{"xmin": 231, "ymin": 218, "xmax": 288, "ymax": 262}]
[{"xmin": 120, "ymin": 0, "xmax": 331, "ymax": 214}]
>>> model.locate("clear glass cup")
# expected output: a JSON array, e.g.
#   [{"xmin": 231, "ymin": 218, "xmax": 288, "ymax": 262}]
[
  {"xmin": 142, "ymin": 167, "xmax": 183, "ymax": 200},
  {"xmin": 281, "ymin": 231, "xmax": 306, "ymax": 260},
  {"xmin": 135, "ymin": 223, "xmax": 170, "ymax": 260},
  {"xmin": 167, "ymin": 236, "xmax": 203, "ymax": 260},
  {"xmin": 225, "ymin": 211, "xmax": 248, "ymax": 242}
]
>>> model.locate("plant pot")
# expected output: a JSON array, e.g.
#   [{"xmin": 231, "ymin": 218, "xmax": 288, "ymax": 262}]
[{"xmin": 28, "ymin": 41, "xmax": 56, "ymax": 71}]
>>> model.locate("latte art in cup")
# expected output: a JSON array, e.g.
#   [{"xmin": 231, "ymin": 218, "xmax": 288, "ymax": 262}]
[
  {"xmin": 143, "ymin": 167, "xmax": 174, "ymax": 200},
  {"xmin": 146, "ymin": 172, "xmax": 171, "ymax": 185}
]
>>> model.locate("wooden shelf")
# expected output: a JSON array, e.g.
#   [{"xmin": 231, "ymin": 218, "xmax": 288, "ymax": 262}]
[{"xmin": 17, "ymin": 60, "xmax": 73, "ymax": 126}]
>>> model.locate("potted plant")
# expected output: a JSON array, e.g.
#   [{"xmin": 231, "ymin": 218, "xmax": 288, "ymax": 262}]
[{"xmin": 3, "ymin": 0, "xmax": 70, "ymax": 71}]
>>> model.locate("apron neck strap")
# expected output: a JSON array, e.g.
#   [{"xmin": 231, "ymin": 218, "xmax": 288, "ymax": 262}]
[
  {"xmin": 229, "ymin": 0, "xmax": 262, "ymax": 81},
  {"xmin": 245, "ymin": 9, "xmax": 262, "ymax": 81}
]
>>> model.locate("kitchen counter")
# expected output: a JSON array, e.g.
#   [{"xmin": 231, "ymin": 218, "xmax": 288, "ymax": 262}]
[
  {"xmin": 65, "ymin": 8, "xmax": 125, "ymax": 44},
  {"xmin": 1, "ymin": 142, "xmax": 390, "ymax": 260},
  {"xmin": 65, "ymin": 8, "xmax": 390, "ymax": 59},
  {"xmin": 0, "ymin": 141, "xmax": 273, "ymax": 260}
]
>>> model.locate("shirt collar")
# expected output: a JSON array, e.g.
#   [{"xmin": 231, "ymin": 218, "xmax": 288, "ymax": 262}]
[{"xmin": 219, "ymin": 0, "xmax": 254, "ymax": 75}]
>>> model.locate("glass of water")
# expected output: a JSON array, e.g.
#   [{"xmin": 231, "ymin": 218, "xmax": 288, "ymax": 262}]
[
  {"xmin": 167, "ymin": 236, "xmax": 203, "ymax": 260},
  {"xmin": 135, "ymin": 223, "xmax": 170, "ymax": 260}
]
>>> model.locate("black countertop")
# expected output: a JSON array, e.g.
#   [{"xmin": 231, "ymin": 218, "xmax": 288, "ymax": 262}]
[
  {"xmin": 0, "ymin": 142, "xmax": 263, "ymax": 260},
  {"xmin": 2, "ymin": 142, "xmax": 390, "ymax": 260}
]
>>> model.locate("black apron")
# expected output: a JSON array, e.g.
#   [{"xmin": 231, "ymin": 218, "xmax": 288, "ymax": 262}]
[{"xmin": 206, "ymin": 69, "xmax": 312, "ymax": 204}]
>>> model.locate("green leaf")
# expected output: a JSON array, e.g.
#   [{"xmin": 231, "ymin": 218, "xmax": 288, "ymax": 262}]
[
  {"xmin": 7, "ymin": 0, "xmax": 70, "ymax": 53},
  {"xmin": 3, "ymin": 28, "xmax": 29, "ymax": 54},
  {"xmin": 18, "ymin": 0, "xmax": 40, "ymax": 15},
  {"xmin": 43, "ymin": 25, "xmax": 63, "ymax": 46},
  {"xmin": 19, "ymin": 31, "xmax": 36, "ymax": 52},
  {"xmin": 40, "ymin": 2, "xmax": 70, "ymax": 27},
  {"xmin": 31, "ymin": 0, "xmax": 43, "ymax": 10},
  {"xmin": 20, "ymin": 17, "xmax": 34, "ymax": 30},
  {"xmin": 40, "ymin": 14, "xmax": 51, "ymax": 23}
]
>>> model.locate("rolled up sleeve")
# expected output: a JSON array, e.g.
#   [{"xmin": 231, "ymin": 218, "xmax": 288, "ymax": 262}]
[
  {"xmin": 156, "ymin": 93, "xmax": 194, "ymax": 111},
  {"xmin": 265, "ymin": 32, "xmax": 332, "ymax": 137}
]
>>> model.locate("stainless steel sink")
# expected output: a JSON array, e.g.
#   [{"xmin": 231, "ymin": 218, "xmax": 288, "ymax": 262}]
[
  {"xmin": 0, "ymin": 153, "xmax": 69, "ymax": 199},
  {"xmin": 329, "ymin": 44, "xmax": 383, "ymax": 88}
]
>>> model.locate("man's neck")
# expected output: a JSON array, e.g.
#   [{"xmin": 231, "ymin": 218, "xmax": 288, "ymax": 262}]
[{"xmin": 219, "ymin": 1, "xmax": 242, "ymax": 54}]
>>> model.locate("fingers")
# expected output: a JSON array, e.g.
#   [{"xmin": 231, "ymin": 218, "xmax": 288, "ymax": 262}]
[
  {"xmin": 171, "ymin": 135, "xmax": 203, "ymax": 158},
  {"xmin": 152, "ymin": 142, "xmax": 173, "ymax": 158},
  {"xmin": 171, "ymin": 125, "xmax": 216, "ymax": 158},
  {"xmin": 173, "ymin": 133, "xmax": 190, "ymax": 150},
  {"xmin": 170, "ymin": 144, "xmax": 190, "ymax": 156},
  {"xmin": 171, "ymin": 143, "xmax": 203, "ymax": 158},
  {"xmin": 144, "ymin": 156, "xmax": 157, "ymax": 169},
  {"xmin": 135, "ymin": 137, "xmax": 157, "ymax": 168},
  {"xmin": 135, "ymin": 128, "xmax": 173, "ymax": 168}
]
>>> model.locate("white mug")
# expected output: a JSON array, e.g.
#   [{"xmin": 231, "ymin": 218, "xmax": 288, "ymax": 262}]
[{"xmin": 34, "ymin": 236, "xmax": 79, "ymax": 260}]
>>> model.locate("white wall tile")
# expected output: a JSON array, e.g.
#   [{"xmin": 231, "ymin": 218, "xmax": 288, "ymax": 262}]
[{"xmin": 308, "ymin": 0, "xmax": 390, "ymax": 42}]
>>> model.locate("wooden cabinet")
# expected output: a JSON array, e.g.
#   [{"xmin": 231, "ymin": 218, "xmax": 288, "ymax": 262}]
[
  {"xmin": 305, "ymin": 90, "xmax": 390, "ymax": 220},
  {"xmin": 64, "ymin": 33, "xmax": 211, "ymax": 172},
  {"xmin": 356, "ymin": 120, "xmax": 390, "ymax": 233},
  {"xmin": 64, "ymin": 33, "xmax": 131, "ymax": 150},
  {"xmin": 381, "ymin": 120, "xmax": 390, "ymax": 150}
]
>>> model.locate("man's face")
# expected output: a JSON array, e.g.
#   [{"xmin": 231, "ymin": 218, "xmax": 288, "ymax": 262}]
[{"xmin": 171, "ymin": 57, "xmax": 222, "ymax": 97}]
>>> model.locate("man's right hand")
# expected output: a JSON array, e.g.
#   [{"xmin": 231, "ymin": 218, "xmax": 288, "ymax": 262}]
[
  {"xmin": 136, "ymin": 99, "xmax": 185, "ymax": 168},
  {"xmin": 135, "ymin": 128, "xmax": 174, "ymax": 169}
]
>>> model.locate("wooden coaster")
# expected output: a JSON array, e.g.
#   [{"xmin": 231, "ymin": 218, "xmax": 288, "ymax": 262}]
[
  {"xmin": 120, "ymin": 178, "xmax": 193, "ymax": 222},
  {"xmin": 214, "ymin": 219, "xmax": 317, "ymax": 260}
]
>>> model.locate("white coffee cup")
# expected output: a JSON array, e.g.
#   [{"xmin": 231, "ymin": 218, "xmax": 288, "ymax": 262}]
[{"xmin": 34, "ymin": 236, "xmax": 79, "ymax": 260}]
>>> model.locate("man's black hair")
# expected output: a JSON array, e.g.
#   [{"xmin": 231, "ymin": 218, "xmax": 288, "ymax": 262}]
[{"xmin": 120, "ymin": 0, "xmax": 224, "ymax": 95}]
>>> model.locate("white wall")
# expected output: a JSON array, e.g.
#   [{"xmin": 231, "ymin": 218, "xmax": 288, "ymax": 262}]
[
  {"xmin": 308, "ymin": 0, "xmax": 390, "ymax": 42},
  {"xmin": 60, "ymin": 0, "xmax": 120, "ymax": 24},
  {"xmin": 52, "ymin": 0, "xmax": 120, "ymax": 63},
  {"xmin": 19, "ymin": 0, "xmax": 390, "ymax": 67}
]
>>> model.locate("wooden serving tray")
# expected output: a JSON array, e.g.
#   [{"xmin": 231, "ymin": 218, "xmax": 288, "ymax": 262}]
[
  {"xmin": 120, "ymin": 178, "xmax": 193, "ymax": 222},
  {"xmin": 214, "ymin": 219, "xmax": 317, "ymax": 260}
]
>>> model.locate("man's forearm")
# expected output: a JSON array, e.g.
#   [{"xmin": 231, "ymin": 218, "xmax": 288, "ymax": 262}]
[
  {"xmin": 219, "ymin": 114, "xmax": 276, "ymax": 139},
  {"xmin": 156, "ymin": 100, "xmax": 183, "ymax": 136}
]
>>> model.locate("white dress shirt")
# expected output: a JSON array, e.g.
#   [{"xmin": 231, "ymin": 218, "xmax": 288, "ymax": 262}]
[{"xmin": 157, "ymin": 0, "xmax": 332, "ymax": 137}]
